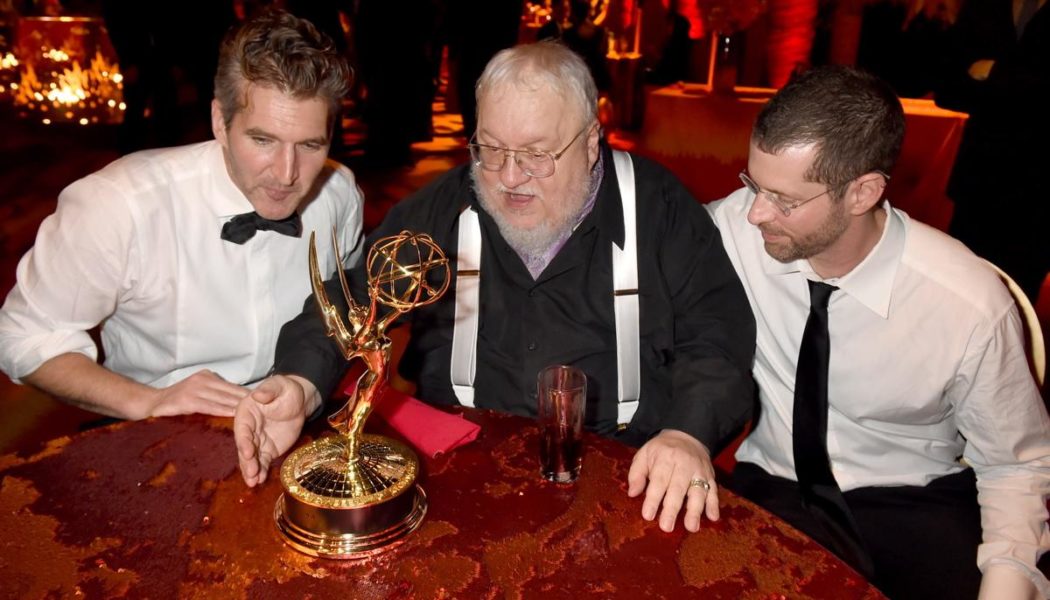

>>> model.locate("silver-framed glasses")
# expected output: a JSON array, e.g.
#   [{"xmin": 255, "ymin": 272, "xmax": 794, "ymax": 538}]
[
  {"xmin": 739, "ymin": 170, "xmax": 890, "ymax": 216},
  {"xmin": 468, "ymin": 125, "xmax": 590, "ymax": 178}
]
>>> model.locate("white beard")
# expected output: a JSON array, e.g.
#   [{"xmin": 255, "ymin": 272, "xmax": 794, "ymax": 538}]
[{"xmin": 470, "ymin": 166, "xmax": 597, "ymax": 274}]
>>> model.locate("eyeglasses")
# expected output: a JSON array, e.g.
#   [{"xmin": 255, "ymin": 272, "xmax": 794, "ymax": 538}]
[
  {"xmin": 738, "ymin": 170, "xmax": 889, "ymax": 216},
  {"xmin": 468, "ymin": 125, "xmax": 590, "ymax": 178}
]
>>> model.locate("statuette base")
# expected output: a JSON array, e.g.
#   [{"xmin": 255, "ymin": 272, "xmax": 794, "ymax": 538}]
[
  {"xmin": 275, "ymin": 433, "xmax": 426, "ymax": 558},
  {"xmin": 275, "ymin": 484, "xmax": 427, "ymax": 559}
]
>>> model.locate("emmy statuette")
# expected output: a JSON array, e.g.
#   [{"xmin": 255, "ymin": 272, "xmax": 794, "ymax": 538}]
[{"xmin": 274, "ymin": 230, "xmax": 450, "ymax": 558}]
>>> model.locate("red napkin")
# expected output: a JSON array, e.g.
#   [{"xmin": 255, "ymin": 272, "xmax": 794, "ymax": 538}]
[{"xmin": 369, "ymin": 385, "xmax": 481, "ymax": 458}]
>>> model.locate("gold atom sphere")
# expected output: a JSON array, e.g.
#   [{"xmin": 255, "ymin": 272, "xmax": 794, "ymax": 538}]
[{"xmin": 366, "ymin": 231, "xmax": 450, "ymax": 312}]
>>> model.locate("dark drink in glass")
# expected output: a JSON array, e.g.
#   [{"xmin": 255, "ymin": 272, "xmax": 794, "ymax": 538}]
[{"xmin": 537, "ymin": 366, "xmax": 586, "ymax": 483}]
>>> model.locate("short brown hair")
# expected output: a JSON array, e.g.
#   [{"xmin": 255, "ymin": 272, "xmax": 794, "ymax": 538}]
[
  {"xmin": 753, "ymin": 66, "xmax": 905, "ymax": 193},
  {"xmin": 214, "ymin": 9, "xmax": 350, "ymax": 128}
]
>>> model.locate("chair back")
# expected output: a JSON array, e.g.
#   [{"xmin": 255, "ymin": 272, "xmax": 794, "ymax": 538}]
[{"xmin": 986, "ymin": 260, "xmax": 1045, "ymax": 388}]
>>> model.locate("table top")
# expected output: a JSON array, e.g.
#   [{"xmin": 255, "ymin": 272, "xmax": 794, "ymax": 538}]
[{"xmin": 0, "ymin": 409, "xmax": 884, "ymax": 598}]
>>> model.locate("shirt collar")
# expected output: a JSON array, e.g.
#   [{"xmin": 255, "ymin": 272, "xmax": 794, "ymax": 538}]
[
  {"xmin": 760, "ymin": 200, "xmax": 904, "ymax": 319},
  {"xmin": 208, "ymin": 140, "xmax": 256, "ymax": 218}
]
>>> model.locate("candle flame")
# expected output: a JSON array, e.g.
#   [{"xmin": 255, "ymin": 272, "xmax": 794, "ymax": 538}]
[{"xmin": 8, "ymin": 50, "xmax": 124, "ymax": 124}]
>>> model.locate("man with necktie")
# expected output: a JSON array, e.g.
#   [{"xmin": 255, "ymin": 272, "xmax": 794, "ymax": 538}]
[
  {"xmin": 0, "ymin": 10, "xmax": 363, "ymax": 420},
  {"xmin": 707, "ymin": 66, "xmax": 1050, "ymax": 599}
]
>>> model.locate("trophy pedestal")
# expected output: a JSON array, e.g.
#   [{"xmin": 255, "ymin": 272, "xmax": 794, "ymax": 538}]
[{"xmin": 275, "ymin": 433, "xmax": 426, "ymax": 559}]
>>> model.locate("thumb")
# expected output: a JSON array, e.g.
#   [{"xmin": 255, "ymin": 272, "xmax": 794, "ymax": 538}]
[{"xmin": 250, "ymin": 378, "xmax": 283, "ymax": 405}]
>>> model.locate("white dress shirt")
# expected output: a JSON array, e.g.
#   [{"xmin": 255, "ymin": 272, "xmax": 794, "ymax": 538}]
[
  {"xmin": 709, "ymin": 188, "xmax": 1050, "ymax": 594},
  {"xmin": 0, "ymin": 140, "xmax": 363, "ymax": 389}
]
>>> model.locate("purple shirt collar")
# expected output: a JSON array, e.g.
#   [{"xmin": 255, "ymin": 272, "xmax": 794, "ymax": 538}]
[{"xmin": 522, "ymin": 152, "xmax": 605, "ymax": 278}]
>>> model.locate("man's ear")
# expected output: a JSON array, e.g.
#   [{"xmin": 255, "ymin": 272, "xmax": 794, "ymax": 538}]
[
  {"xmin": 212, "ymin": 99, "xmax": 228, "ymax": 146},
  {"xmin": 586, "ymin": 120, "xmax": 601, "ymax": 166},
  {"xmin": 847, "ymin": 171, "xmax": 889, "ymax": 215}
]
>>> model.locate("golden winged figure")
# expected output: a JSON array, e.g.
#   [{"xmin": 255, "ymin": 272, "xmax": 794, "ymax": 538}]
[{"xmin": 308, "ymin": 230, "xmax": 450, "ymax": 460}]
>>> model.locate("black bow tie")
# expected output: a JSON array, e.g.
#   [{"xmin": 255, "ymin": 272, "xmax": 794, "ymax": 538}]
[{"xmin": 220, "ymin": 211, "xmax": 303, "ymax": 244}]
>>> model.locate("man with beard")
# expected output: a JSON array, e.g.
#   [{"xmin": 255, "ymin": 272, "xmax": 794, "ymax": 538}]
[
  {"xmin": 707, "ymin": 66, "xmax": 1050, "ymax": 599},
  {"xmin": 234, "ymin": 41, "xmax": 756, "ymax": 533}
]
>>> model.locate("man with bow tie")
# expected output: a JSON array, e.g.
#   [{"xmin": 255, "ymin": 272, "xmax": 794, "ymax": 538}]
[{"xmin": 0, "ymin": 10, "xmax": 363, "ymax": 420}]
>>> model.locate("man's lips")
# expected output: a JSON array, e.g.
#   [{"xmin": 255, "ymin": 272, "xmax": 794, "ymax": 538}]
[
  {"xmin": 759, "ymin": 226, "xmax": 785, "ymax": 242},
  {"xmin": 503, "ymin": 191, "xmax": 534, "ymax": 207},
  {"xmin": 264, "ymin": 187, "xmax": 295, "ymax": 202}
]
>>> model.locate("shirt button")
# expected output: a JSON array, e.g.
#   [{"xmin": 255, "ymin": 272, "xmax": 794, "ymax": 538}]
[
  {"xmin": 527, "ymin": 342, "xmax": 537, "ymax": 351},
  {"xmin": 528, "ymin": 290, "xmax": 536, "ymax": 298}
]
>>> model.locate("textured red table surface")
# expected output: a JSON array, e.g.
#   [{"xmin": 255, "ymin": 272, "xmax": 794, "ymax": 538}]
[{"xmin": 0, "ymin": 410, "xmax": 883, "ymax": 599}]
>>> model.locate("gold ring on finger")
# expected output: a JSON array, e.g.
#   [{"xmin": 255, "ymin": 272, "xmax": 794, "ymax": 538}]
[{"xmin": 689, "ymin": 477, "xmax": 711, "ymax": 491}]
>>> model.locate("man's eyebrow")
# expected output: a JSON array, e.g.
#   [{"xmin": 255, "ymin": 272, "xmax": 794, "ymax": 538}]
[
  {"xmin": 243, "ymin": 127, "xmax": 328, "ymax": 145},
  {"xmin": 476, "ymin": 129, "xmax": 551, "ymax": 150},
  {"xmin": 244, "ymin": 127, "xmax": 274, "ymax": 138},
  {"xmin": 299, "ymin": 135, "xmax": 329, "ymax": 145}
]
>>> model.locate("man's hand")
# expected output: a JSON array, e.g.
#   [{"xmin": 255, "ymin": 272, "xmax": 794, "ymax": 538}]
[
  {"xmin": 234, "ymin": 374, "xmax": 319, "ymax": 487},
  {"xmin": 23, "ymin": 355, "xmax": 249, "ymax": 420},
  {"xmin": 627, "ymin": 429, "xmax": 719, "ymax": 533},
  {"xmin": 146, "ymin": 369, "xmax": 246, "ymax": 418}
]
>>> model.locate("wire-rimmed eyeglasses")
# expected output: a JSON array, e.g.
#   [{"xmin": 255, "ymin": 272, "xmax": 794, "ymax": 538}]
[
  {"xmin": 739, "ymin": 170, "xmax": 890, "ymax": 216},
  {"xmin": 468, "ymin": 125, "xmax": 590, "ymax": 178}
]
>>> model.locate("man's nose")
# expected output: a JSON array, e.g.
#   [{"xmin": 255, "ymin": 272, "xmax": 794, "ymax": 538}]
[
  {"xmin": 274, "ymin": 145, "xmax": 298, "ymax": 186},
  {"xmin": 498, "ymin": 153, "xmax": 531, "ymax": 189},
  {"xmin": 747, "ymin": 192, "xmax": 776, "ymax": 226}
]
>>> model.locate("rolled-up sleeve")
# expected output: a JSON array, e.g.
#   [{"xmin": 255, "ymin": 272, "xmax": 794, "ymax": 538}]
[
  {"xmin": 0, "ymin": 176, "xmax": 132, "ymax": 381},
  {"xmin": 955, "ymin": 305, "xmax": 1050, "ymax": 597}
]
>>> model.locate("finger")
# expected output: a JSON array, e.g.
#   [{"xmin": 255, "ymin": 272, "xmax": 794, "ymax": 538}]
[
  {"xmin": 198, "ymin": 402, "xmax": 237, "ymax": 418},
  {"xmin": 198, "ymin": 387, "xmax": 246, "ymax": 408},
  {"xmin": 204, "ymin": 379, "xmax": 251, "ymax": 400},
  {"xmin": 626, "ymin": 449, "xmax": 650, "ymax": 498},
  {"xmin": 178, "ymin": 392, "xmax": 238, "ymax": 417},
  {"xmin": 237, "ymin": 437, "xmax": 261, "ymax": 487},
  {"xmin": 240, "ymin": 459, "xmax": 260, "ymax": 487},
  {"xmin": 234, "ymin": 409, "xmax": 260, "ymax": 458},
  {"xmin": 641, "ymin": 459, "xmax": 672, "ymax": 523},
  {"xmin": 703, "ymin": 481, "xmax": 720, "ymax": 523},
  {"xmin": 658, "ymin": 468, "xmax": 690, "ymax": 532},
  {"xmin": 683, "ymin": 480, "xmax": 707, "ymax": 532},
  {"xmin": 254, "ymin": 447, "xmax": 274, "ymax": 485}
]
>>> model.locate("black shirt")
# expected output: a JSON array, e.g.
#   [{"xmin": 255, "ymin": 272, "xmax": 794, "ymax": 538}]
[{"xmin": 275, "ymin": 144, "xmax": 756, "ymax": 449}]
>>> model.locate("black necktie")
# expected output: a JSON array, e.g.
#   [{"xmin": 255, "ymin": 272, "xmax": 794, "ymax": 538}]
[
  {"xmin": 792, "ymin": 280, "xmax": 874, "ymax": 577},
  {"xmin": 220, "ymin": 212, "xmax": 302, "ymax": 245},
  {"xmin": 1017, "ymin": 0, "xmax": 1040, "ymax": 39}
]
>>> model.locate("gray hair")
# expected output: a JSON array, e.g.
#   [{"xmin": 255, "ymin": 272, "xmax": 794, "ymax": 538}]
[{"xmin": 475, "ymin": 41, "xmax": 598, "ymax": 127}]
